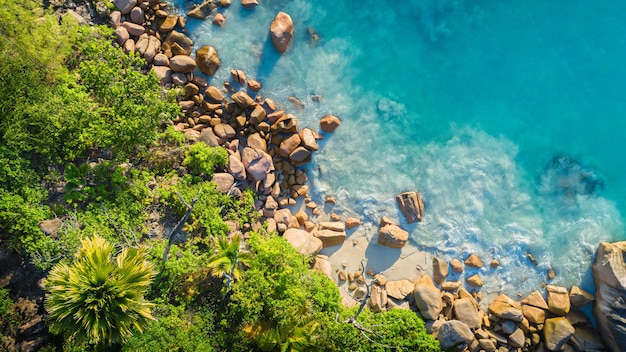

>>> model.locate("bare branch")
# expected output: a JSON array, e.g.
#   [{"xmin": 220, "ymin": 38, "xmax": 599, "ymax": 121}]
[{"xmin": 161, "ymin": 191, "xmax": 200, "ymax": 263}]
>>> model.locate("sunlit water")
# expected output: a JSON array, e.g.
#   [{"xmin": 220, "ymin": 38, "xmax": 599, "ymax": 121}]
[{"xmin": 169, "ymin": 0, "xmax": 626, "ymax": 295}]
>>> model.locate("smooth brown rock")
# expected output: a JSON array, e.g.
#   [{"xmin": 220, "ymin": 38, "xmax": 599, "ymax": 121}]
[
  {"xmin": 312, "ymin": 254, "xmax": 333, "ymax": 280},
  {"xmin": 464, "ymin": 253, "xmax": 483, "ymax": 268},
  {"xmin": 283, "ymin": 228, "xmax": 323, "ymax": 257},
  {"xmin": 412, "ymin": 275, "xmax": 442, "ymax": 320},
  {"xmin": 205, "ymin": 86, "xmax": 224, "ymax": 102},
  {"xmin": 187, "ymin": 0, "xmax": 217, "ymax": 19},
  {"xmin": 377, "ymin": 224, "xmax": 408, "ymax": 248},
  {"xmin": 228, "ymin": 153, "xmax": 246, "ymax": 181},
  {"xmin": 196, "ymin": 45, "xmax": 220, "ymax": 76},
  {"xmin": 247, "ymin": 79, "xmax": 262, "ymax": 91},
  {"xmin": 241, "ymin": 147, "xmax": 273, "ymax": 182},
  {"xmin": 466, "ymin": 274, "xmax": 483, "ymax": 287},
  {"xmin": 114, "ymin": 26, "xmax": 129, "ymax": 45},
  {"xmin": 345, "ymin": 217, "xmax": 361, "ymax": 230},
  {"xmin": 299, "ymin": 128, "xmax": 319, "ymax": 151},
  {"xmin": 163, "ymin": 30, "xmax": 194, "ymax": 56},
  {"xmin": 369, "ymin": 284, "xmax": 388, "ymax": 313},
  {"xmin": 521, "ymin": 290, "xmax": 549, "ymax": 310},
  {"xmin": 39, "ymin": 218, "xmax": 62, "ymax": 238},
  {"xmin": 129, "ymin": 6, "xmax": 144, "ymax": 24},
  {"xmin": 385, "ymin": 280, "xmax": 413, "ymax": 300},
  {"xmin": 289, "ymin": 147, "xmax": 311, "ymax": 163},
  {"xmin": 395, "ymin": 191, "xmax": 424, "ymax": 223},
  {"xmin": 522, "ymin": 304, "xmax": 546, "ymax": 325},
  {"xmin": 121, "ymin": 21, "xmax": 144, "ymax": 37},
  {"xmin": 569, "ymin": 285, "xmax": 594, "ymax": 307},
  {"xmin": 212, "ymin": 13, "xmax": 226, "ymax": 26},
  {"xmin": 170, "ymin": 55, "xmax": 197, "ymax": 73},
  {"xmin": 313, "ymin": 229, "xmax": 346, "ymax": 248},
  {"xmin": 272, "ymin": 114, "xmax": 298, "ymax": 133},
  {"xmin": 438, "ymin": 320, "xmax": 474, "ymax": 350},
  {"xmin": 453, "ymin": 297, "xmax": 481, "ymax": 329},
  {"xmin": 509, "ymin": 328, "xmax": 525, "ymax": 348},
  {"xmin": 450, "ymin": 259, "xmax": 463, "ymax": 273},
  {"xmin": 152, "ymin": 66, "xmax": 172, "ymax": 84},
  {"xmin": 546, "ymin": 285, "xmax": 570, "ymax": 316},
  {"xmin": 158, "ymin": 14, "xmax": 178, "ymax": 32},
  {"xmin": 320, "ymin": 114, "xmax": 341, "ymax": 132},
  {"xmin": 279, "ymin": 134, "xmax": 301, "ymax": 157},
  {"xmin": 269, "ymin": 12, "xmax": 294, "ymax": 53},
  {"xmin": 247, "ymin": 133, "xmax": 266, "ymax": 152},
  {"xmin": 212, "ymin": 173, "xmax": 234, "ymax": 193},
  {"xmin": 199, "ymin": 128, "xmax": 220, "ymax": 147},
  {"xmin": 544, "ymin": 317, "xmax": 575, "ymax": 351},
  {"xmin": 241, "ymin": 0, "xmax": 258, "ymax": 9},
  {"xmin": 431, "ymin": 257, "xmax": 448, "ymax": 285},
  {"xmin": 441, "ymin": 281, "xmax": 462, "ymax": 291},
  {"xmin": 488, "ymin": 294, "xmax": 523, "ymax": 322},
  {"xmin": 113, "ymin": 0, "xmax": 136, "ymax": 14},
  {"xmin": 231, "ymin": 91, "xmax": 254, "ymax": 108}
]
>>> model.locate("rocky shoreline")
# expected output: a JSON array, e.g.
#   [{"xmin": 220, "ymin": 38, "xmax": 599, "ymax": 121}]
[{"xmin": 63, "ymin": 0, "xmax": 626, "ymax": 351}]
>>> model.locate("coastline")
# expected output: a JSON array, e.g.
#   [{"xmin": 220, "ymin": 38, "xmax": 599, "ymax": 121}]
[{"xmin": 106, "ymin": 0, "xmax": 623, "ymax": 350}]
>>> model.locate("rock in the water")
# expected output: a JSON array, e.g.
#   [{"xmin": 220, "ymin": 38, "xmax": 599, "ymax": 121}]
[
  {"xmin": 241, "ymin": 0, "xmax": 258, "ymax": 9},
  {"xmin": 488, "ymin": 294, "xmax": 523, "ymax": 322},
  {"xmin": 196, "ymin": 45, "xmax": 220, "ymax": 76},
  {"xmin": 395, "ymin": 191, "xmax": 424, "ymax": 223},
  {"xmin": 412, "ymin": 275, "xmax": 442, "ymax": 320},
  {"xmin": 453, "ymin": 297, "xmax": 481, "ymax": 329},
  {"xmin": 283, "ymin": 228, "xmax": 323, "ymax": 257},
  {"xmin": 269, "ymin": 12, "xmax": 294, "ymax": 54},
  {"xmin": 544, "ymin": 317, "xmax": 575, "ymax": 351},
  {"xmin": 169, "ymin": 55, "xmax": 196, "ymax": 73},
  {"xmin": 438, "ymin": 320, "xmax": 474, "ymax": 350},
  {"xmin": 593, "ymin": 241, "xmax": 626, "ymax": 352},
  {"xmin": 377, "ymin": 224, "xmax": 408, "ymax": 248},
  {"xmin": 187, "ymin": 0, "xmax": 217, "ymax": 19},
  {"xmin": 345, "ymin": 217, "xmax": 361, "ymax": 230},
  {"xmin": 546, "ymin": 285, "xmax": 571, "ymax": 316},
  {"xmin": 320, "ymin": 114, "xmax": 341, "ymax": 132},
  {"xmin": 450, "ymin": 259, "xmax": 463, "ymax": 273},
  {"xmin": 432, "ymin": 257, "xmax": 449, "ymax": 285},
  {"xmin": 241, "ymin": 147, "xmax": 273, "ymax": 182},
  {"xmin": 466, "ymin": 274, "xmax": 483, "ymax": 287},
  {"xmin": 464, "ymin": 253, "xmax": 483, "ymax": 268},
  {"xmin": 113, "ymin": 0, "xmax": 136, "ymax": 14},
  {"xmin": 299, "ymin": 128, "xmax": 319, "ymax": 151}
]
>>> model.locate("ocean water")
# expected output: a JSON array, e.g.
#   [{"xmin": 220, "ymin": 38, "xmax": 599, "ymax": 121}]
[{"xmin": 170, "ymin": 0, "xmax": 626, "ymax": 295}]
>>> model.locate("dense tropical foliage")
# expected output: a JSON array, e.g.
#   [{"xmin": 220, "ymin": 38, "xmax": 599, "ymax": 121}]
[{"xmin": 0, "ymin": 1, "xmax": 441, "ymax": 351}]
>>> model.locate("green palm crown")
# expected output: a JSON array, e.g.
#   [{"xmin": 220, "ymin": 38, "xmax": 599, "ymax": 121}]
[{"xmin": 44, "ymin": 235, "xmax": 156, "ymax": 345}]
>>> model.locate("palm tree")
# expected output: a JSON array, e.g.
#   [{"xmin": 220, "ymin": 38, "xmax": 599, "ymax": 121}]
[
  {"xmin": 44, "ymin": 235, "xmax": 156, "ymax": 345},
  {"xmin": 206, "ymin": 233, "xmax": 251, "ymax": 287}
]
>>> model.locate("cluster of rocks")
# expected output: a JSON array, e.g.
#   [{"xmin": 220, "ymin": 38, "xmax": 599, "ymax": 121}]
[{"xmin": 330, "ymin": 253, "xmax": 605, "ymax": 352}]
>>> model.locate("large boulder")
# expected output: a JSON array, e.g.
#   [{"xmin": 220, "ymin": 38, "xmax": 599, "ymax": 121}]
[
  {"xmin": 432, "ymin": 257, "xmax": 449, "ymax": 285},
  {"xmin": 453, "ymin": 297, "xmax": 481, "ymax": 329},
  {"xmin": 269, "ymin": 12, "xmax": 294, "ymax": 54},
  {"xmin": 169, "ymin": 55, "xmax": 196, "ymax": 73},
  {"xmin": 312, "ymin": 254, "xmax": 333, "ymax": 281},
  {"xmin": 412, "ymin": 275, "xmax": 442, "ymax": 320},
  {"xmin": 377, "ymin": 224, "xmax": 408, "ymax": 248},
  {"xmin": 320, "ymin": 114, "xmax": 341, "ymax": 132},
  {"xmin": 395, "ymin": 191, "xmax": 424, "ymax": 223},
  {"xmin": 241, "ymin": 147, "xmax": 273, "ymax": 182},
  {"xmin": 385, "ymin": 279, "xmax": 414, "ymax": 300},
  {"xmin": 283, "ymin": 228, "xmax": 323, "ymax": 257},
  {"xmin": 544, "ymin": 317, "xmax": 575, "ymax": 351},
  {"xmin": 593, "ymin": 241, "xmax": 626, "ymax": 352},
  {"xmin": 488, "ymin": 294, "xmax": 523, "ymax": 322},
  {"xmin": 163, "ymin": 30, "xmax": 194, "ymax": 56},
  {"xmin": 113, "ymin": 0, "xmax": 136, "ymax": 14},
  {"xmin": 313, "ymin": 223, "xmax": 346, "ymax": 248},
  {"xmin": 438, "ymin": 320, "xmax": 474, "ymax": 350},
  {"xmin": 546, "ymin": 285, "xmax": 570, "ymax": 316},
  {"xmin": 196, "ymin": 45, "xmax": 220, "ymax": 76},
  {"xmin": 369, "ymin": 284, "xmax": 388, "ymax": 313},
  {"xmin": 212, "ymin": 173, "xmax": 234, "ymax": 193}
]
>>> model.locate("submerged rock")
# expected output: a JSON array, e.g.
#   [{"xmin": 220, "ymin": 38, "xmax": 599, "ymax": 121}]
[{"xmin": 395, "ymin": 191, "xmax": 424, "ymax": 223}]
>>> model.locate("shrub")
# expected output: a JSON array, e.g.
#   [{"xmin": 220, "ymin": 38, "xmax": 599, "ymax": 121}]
[{"xmin": 183, "ymin": 143, "xmax": 228, "ymax": 177}]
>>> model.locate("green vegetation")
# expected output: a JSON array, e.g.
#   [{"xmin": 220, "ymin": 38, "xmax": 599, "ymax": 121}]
[
  {"xmin": 0, "ymin": 1, "xmax": 440, "ymax": 351},
  {"xmin": 45, "ymin": 235, "xmax": 156, "ymax": 345}
]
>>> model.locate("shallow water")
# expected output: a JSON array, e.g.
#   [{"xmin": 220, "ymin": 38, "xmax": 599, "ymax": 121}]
[{"xmin": 170, "ymin": 0, "xmax": 626, "ymax": 295}]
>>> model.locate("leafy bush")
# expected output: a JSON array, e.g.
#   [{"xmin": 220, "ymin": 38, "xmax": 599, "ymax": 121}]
[
  {"xmin": 0, "ymin": 288, "xmax": 18, "ymax": 334},
  {"xmin": 183, "ymin": 143, "xmax": 228, "ymax": 177},
  {"xmin": 121, "ymin": 304, "xmax": 216, "ymax": 352}
]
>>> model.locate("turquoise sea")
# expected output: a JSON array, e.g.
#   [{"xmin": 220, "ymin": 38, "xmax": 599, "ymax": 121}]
[{"xmin": 171, "ymin": 0, "xmax": 626, "ymax": 295}]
